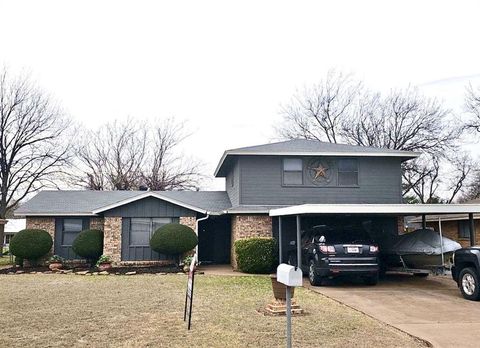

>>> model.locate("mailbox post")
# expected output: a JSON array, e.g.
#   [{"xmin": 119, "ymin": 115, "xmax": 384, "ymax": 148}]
[{"xmin": 277, "ymin": 263, "xmax": 303, "ymax": 348}]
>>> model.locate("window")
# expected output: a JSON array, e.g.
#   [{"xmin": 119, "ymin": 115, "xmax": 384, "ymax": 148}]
[
  {"xmin": 458, "ymin": 220, "xmax": 470, "ymax": 239},
  {"xmin": 338, "ymin": 159, "xmax": 358, "ymax": 186},
  {"xmin": 283, "ymin": 158, "xmax": 303, "ymax": 185},
  {"xmin": 130, "ymin": 218, "xmax": 175, "ymax": 246},
  {"xmin": 62, "ymin": 218, "xmax": 83, "ymax": 246}
]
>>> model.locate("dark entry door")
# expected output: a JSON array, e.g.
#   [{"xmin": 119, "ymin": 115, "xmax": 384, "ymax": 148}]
[{"xmin": 198, "ymin": 215, "xmax": 231, "ymax": 264}]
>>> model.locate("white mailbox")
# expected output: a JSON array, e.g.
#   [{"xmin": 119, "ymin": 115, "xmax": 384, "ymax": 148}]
[{"xmin": 276, "ymin": 263, "xmax": 303, "ymax": 287}]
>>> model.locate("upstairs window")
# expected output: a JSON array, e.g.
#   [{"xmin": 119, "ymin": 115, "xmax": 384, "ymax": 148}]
[
  {"xmin": 338, "ymin": 159, "xmax": 358, "ymax": 186},
  {"xmin": 283, "ymin": 158, "xmax": 303, "ymax": 185}
]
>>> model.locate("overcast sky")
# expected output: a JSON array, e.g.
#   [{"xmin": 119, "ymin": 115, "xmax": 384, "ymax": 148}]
[{"xmin": 1, "ymin": 0, "xmax": 479, "ymax": 190}]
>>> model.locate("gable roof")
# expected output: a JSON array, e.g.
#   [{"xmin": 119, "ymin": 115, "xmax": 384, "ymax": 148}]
[
  {"xmin": 15, "ymin": 190, "xmax": 231, "ymax": 216},
  {"xmin": 214, "ymin": 139, "xmax": 420, "ymax": 177}
]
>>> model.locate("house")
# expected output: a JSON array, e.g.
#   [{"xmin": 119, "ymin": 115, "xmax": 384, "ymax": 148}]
[
  {"xmin": 16, "ymin": 139, "xmax": 478, "ymax": 268},
  {"xmin": 410, "ymin": 198, "xmax": 480, "ymax": 248},
  {"xmin": 3, "ymin": 219, "xmax": 26, "ymax": 247}
]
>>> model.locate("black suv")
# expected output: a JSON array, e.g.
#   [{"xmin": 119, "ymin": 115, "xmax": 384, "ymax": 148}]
[
  {"xmin": 452, "ymin": 247, "xmax": 480, "ymax": 301},
  {"xmin": 301, "ymin": 225, "xmax": 380, "ymax": 286}
]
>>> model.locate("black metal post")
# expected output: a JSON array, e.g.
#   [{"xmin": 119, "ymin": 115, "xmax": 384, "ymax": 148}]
[
  {"xmin": 469, "ymin": 213, "xmax": 476, "ymax": 247},
  {"xmin": 296, "ymin": 215, "xmax": 301, "ymax": 269},
  {"xmin": 422, "ymin": 214, "xmax": 426, "ymax": 229},
  {"xmin": 278, "ymin": 216, "xmax": 283, "ymax": 264}
]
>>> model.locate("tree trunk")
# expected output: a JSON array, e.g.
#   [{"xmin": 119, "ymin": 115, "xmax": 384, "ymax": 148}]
[{"xmin": 0, "ymin": 221, "xmax": 5, "ymax": 255}]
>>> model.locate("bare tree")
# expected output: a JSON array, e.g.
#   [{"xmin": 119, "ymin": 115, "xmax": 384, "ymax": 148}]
[
  {"xmin": 342, "ymin": 87, "xmax": 459, "ymax": 155},
  {"xmin": 0, "ymin": 68, "xmax": 71, "ymax": 248},
  {"xmin": 140, "ymin": 119, "xmax": 202, "ymax": 191},
  {"xmin": 277, "ymin": 70, "xmax": 361, "ymax": 143},
  {"xmin": 402, "ymin": 156, "xmax": 442, "ymax": 204},
  {"xmin": 464, "ymin": 84, "xmax": 480, "ymax": 133},
  {"xmin": 458, "ymin": 171, "xmax": 480, "ymax": 202},
  {"xmin": 74, "ymin": 118, "xmax": 202, "ymax": 191},
  {"xmin": 74, "ymin": 119, "xmax": 147, "ymax": 190}
]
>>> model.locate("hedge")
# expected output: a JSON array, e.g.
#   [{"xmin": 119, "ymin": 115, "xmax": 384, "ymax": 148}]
[
  {"xmin": 150, "ymin": 223, "xmax": 198, "ymax": 256},
  {"xmin": 72, "ymin": 229, "xmax": 104, "ymax": 262},
  {"xmin": 9, "ymin": 229, "xmax": 53, "ymax": 262},
  {"xmin": 234, "ymin": 237, "xmax": 277, "ymax": 274}
]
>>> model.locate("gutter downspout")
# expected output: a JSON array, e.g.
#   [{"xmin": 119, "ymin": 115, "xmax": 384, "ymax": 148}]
[{"xmin": 195, "ymin": 213, "xmax": 210, "ymax": 264}]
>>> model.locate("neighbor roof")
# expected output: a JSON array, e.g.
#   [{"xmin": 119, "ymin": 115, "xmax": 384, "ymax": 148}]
[
  {"xmin": 214, "ymin": 139, "xmax": 420, "ymax": 177},
  {"xmin": 15, "ymin": 190, "xmax": 231, "ymax": 216}
]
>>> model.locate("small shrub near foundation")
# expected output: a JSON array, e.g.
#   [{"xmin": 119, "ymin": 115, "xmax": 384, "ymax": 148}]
[
  {"xmin": 72, "ymin": 229, "xmax": 104, "ymax": 263},
  {"xmin": 234, "ymin": 237, "xmax": 277, "ymax": 274},
  {"xmin": 10, "ymin": 229, "xmax": 53, "ymax": 265}
]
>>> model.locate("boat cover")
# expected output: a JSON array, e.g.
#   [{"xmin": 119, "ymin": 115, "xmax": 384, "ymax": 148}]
[{"xmin": 390, "ymin": 229, "xmax": 462, "ymax": 255}]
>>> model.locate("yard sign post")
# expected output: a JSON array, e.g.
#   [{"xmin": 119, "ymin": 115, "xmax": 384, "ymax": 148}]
[{"xmin": 183, "ymin": 256, "xmax": 196, "ymax": 330}]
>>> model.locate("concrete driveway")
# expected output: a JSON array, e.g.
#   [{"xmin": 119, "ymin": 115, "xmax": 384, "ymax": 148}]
[{"xmin": 307, "ymin": 273, "xmax": 480, "ymax": 348}]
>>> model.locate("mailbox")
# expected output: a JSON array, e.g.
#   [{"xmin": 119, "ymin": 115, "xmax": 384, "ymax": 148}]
[{"xmin": 276, "ymin": 263, "xmax": 303, "ymax": 287}]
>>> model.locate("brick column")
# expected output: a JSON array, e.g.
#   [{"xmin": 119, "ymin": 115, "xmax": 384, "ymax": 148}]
[
  {"xmin": 26, "ymin": 217, "xmax": 56, "ymax": 253},
  {"xmin": 231, "ymin": 215, "xmax": 272, "ymax": 270},
  {"xmin": 90, "ymin": 217, "xmax": 105, "ymax": 231},
  {"xmin": 179, "ymin": 216, "xmax": 196, "ymax": 231},
  {"xmin": 397, "ymin": 216, "xmax": 405, "ymax": 234},
  {"xmin": 103, "ymin": 217, "xmax": 122, "ymax": 263}
]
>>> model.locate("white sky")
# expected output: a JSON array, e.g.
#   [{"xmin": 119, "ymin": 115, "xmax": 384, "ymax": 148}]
[{"xmin": 1, "ymin": 0, "xmax": 479, "ymax": 190}]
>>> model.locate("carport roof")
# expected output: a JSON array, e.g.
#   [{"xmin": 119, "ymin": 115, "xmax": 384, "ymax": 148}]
[{"xmin": 269, "ymin": 203, "xmax": 480, "ymax": 217}]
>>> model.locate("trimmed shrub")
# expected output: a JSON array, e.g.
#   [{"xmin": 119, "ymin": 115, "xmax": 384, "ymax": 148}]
[
  {"xmin": 150, "ymin": 223, "xmax": 198, "ymax": 257},
  {"xmin": 9, "ymin": 229, "xmax": 53, "ymax": 262},
  {"xmin": 234, "ymin": 237, "xmax": 277, "ymax": 274},
  {"xmin": 72, "ymin": 229, "xmax": 104, "ymax": 262}
]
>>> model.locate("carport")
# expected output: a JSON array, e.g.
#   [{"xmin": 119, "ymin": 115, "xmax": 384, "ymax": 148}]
[{"xmin": 270, "ymin": 204, "xmax": 480, "ymax": 268}]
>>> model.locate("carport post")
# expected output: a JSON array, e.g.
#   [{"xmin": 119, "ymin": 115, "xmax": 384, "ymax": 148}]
[
  {"xmin": 469, "ymin": 213, "xmax": 476, "ymax": 246},
  {"xmin": 438, "ymin": 216, "xmax": 445, "ymax": 268},
  {"xmin": 422, "ymin": 214, "xmax": 426, "ymax": 229},
  {"xmin": 278, "ymin": 216, "xmax": 283, "ymax": 264},
  {"xmin": 296, "ymin": 215, "xmax": 301, "ymax": 268}
]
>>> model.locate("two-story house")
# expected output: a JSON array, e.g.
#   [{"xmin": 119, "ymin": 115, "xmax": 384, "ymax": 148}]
[{"xmin": 14, "ymin": 139, "xmax": 427, "ymax": 267}]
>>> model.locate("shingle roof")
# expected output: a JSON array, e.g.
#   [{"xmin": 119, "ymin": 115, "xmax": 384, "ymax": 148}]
[
  {"xmin": 15, "ymin": 190, "xmax": 231, "ymax": 216},
  {"xmin": 214, "ymin": 139, "xmax": 419, "ymax": 177}
]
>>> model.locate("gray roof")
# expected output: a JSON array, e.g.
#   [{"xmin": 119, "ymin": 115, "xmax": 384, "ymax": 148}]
[
  {"xmin": 215, "ymin": 139, "xmax": 419, "ymax": 177},
  {"xmin": 15, "ymin": 190, "xmax": 232, "ymax": 216}
]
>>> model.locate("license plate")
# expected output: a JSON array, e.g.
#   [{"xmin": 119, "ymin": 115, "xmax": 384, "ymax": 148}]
[{"xmin": 347, "ymin": 247, "xmax": 359, "ymax": 253}]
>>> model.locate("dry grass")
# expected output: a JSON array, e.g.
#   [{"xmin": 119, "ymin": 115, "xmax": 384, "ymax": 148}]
[
  {"xmin": 0, "ymin": 274, "xmax": 426, "ymax": 347},
  {"xmin": 0, "ymin": 256, "xmax": 12, "ymax": 266}
]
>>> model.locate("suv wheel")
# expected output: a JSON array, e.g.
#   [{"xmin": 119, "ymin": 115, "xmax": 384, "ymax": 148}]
[
  {"xmin": 363, "ymin": 273, "xmax": 379, "ymax": 286},
  {"xmin": 459, "ymin": 267, "xmax": 480, "ymax": 301},
  {"xmin": 309, "ymin": 260, "xmax": 323, "ymax": 286}
]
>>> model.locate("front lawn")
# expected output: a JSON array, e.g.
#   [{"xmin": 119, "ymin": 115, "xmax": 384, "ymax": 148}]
[{"xmin": 0, "ymin": 274, "xmax": 426, "ymax": 347}]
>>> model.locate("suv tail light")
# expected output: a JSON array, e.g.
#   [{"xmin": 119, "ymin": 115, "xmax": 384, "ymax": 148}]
[
  {"xmin": 320, "ymin": 245, "xmax": 335, "ymax": 254},
  {"xmin": 369, "ymin": 245, "xmax": 379, "ymax": 253}
]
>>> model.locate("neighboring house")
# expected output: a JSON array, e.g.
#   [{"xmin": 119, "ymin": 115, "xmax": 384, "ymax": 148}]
[
  {"xmin": 411, "ymin": 199, "xmax": 480, "ymax": 248},
  {"xmin": 3, "ymin": 219, "xmax": 26, "ymax": 246},
  {"xmin": 14, "ymin": 139, "xmax": 422, "ymax": 267}
]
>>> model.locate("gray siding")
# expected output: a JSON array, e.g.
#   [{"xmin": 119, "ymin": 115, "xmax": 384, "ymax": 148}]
[
  {"xmin": 103, "ymin": 196, "xmax": 196, "ymax": 217},
  {"xmin": 225, "ymin": 158, "xmax": 240, "ymax": 206},
  {"xmin": 239, "ymin": 156, "xmax": 403, "ymax": 205}
]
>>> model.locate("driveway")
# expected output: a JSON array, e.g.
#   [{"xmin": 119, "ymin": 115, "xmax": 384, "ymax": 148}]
[{"xmin": 307, "ymin": 273, "xmax": 480, "ymax": 347}]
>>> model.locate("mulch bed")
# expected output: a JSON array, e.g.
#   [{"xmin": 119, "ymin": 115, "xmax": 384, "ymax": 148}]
[{"xmin": 0, "ymin": 264, "xmax": 181, "ymax": 275}]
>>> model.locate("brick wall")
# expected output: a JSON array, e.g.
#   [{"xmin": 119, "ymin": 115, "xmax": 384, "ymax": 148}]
[
  {"xmin": 427, "ymin": 220, "xmax": 480, "ymax": 248},
  {"xmin": 26, "ymin": 217, "xmax": 56, "ymax": 253},
  {"xmin": 103, "ymin": 217, "xmax": 122, "ymax": 263},
  {"xmin": 90, "ymin": 217, "xmax": 105, "ymax": 231},
  {"xmin": 230, "ymin": 214, "xmax": 272, "ymax": 270},
  {"xmin": 179, "ymin": 216, "xmax": 196, "ymax": 231}
]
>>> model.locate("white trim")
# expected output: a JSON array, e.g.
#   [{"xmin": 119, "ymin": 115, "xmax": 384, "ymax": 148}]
[
  {"xmin": 91, "ymin": 192, "xmax": 207, "ymax": 214},
  {"xmin": 214, "ymin": 150, "xmax": 420, "ymax": 177},
  {"xmin": 269, "ymin": 204, "xmax": 480, "ymax": 217},
  {"xmin": 14, "ymin": 212, "xmax": 97, "ymax": 217}
]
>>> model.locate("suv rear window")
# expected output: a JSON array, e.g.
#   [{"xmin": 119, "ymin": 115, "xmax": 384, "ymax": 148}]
[{"xmin": 310, "ymin": 227, "xmax": 372, "ymax": 244}]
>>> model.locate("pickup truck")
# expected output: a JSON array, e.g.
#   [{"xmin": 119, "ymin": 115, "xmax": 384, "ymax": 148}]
[{"xmin": 452, "ymin": 247, "xmax": 480, "ymax": 301}]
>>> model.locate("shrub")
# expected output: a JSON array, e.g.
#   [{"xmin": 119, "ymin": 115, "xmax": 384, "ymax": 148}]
[
  {"xmin": 96, "ymin": 254, "xmax": 112, "ymax": 267},
  {"xmin": 49, "ymin": 255, "xmax": 64, "ymax": 263},
  {"xmin": 234, "ymin": 237, "xmax": 277, "ymax": 274},
  {"xmin": 9, "ymin": 229, "xmax": 53, "ymax": 263},
  {"xmin": 72, "ymin": 229, "xmax": 104, "ymax": 262},
  {"xmin": 150, "ymin": 223, "xmax": 198, "ymax": 258}
]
